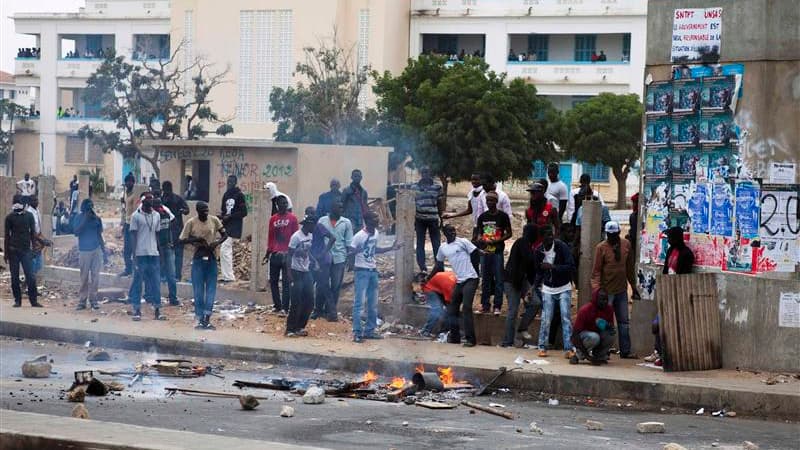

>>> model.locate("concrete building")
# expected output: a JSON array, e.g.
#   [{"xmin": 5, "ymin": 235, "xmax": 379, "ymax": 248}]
[
  {"xmin": 169, "ymin": 0, "xmax": 411, "ymax": 140},
  {"xmin": 410, "ymin": 0, "xmax": 647, "ymax": 205},
  {"xmin": 11, "ymin": 0, "xmax": 171, "ymax": 191},
  {"xmin": 1, "ymin": 70, "xmax": 32, "ymax": 175}
]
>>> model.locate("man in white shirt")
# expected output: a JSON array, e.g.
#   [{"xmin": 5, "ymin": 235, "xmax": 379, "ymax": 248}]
[
  {"xmin": 483, "ymin": 175, "xmax": 513, "ymax": 218},
  {"xmin": 16, "ymin": 173, "xmax": 36, "ymax": 205},
  {"xmin": 442, "ymin": 172, "xmax": 485, "ymax": 228},
  {"xmin": 545, "ymin": 163, "xmax": 569, "ymax": 222},
  {"xmin": 285, "ymin": 215, "xmax": 316, "ymax": 337},
  {"xmin": 566, "ymin": 173, "xmax": 605, "ymax": 225},
  {"xmin": 429, "ymin": 224, "xmax": 483, "ymax": 347},
  {"xmin": 349, "ymin": 211, "xmax": 401, "ymax": 342}
]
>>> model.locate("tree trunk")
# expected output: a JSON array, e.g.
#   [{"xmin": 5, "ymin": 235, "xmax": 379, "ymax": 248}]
[{"xmin": 612, "ymin": 166, "xmax": 628, "ymax": 209}]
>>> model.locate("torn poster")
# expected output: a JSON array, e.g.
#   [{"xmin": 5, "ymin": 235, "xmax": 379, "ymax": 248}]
[{"xmin": 778, "ymin": 292, "xmax": 800, "ymax": 328}]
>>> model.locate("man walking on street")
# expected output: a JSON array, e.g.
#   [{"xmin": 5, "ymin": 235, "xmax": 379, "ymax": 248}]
[
  {"xmin": 263, "ymin": 196, "xmax": 298, "ymax": 315},
  {"xmin": 161, "ymin": 181, "xmax": 189, "ymax": 281},
  {"xmin": 430, "ymin": 224, "xmax": 481, "ymax": 347},
  {"xmin": 128, "ymin": 196, "xmax": 165, "ymax": 321},
  {"xmin": 286, "ymin": 215, "xmax": 316, "ymax": 337},
  {"xmin": 4, "ymin": 195, "xmax": 42, "ymax": 307},
  {"xmin": 317, "ymin": 200, "xmax": 353, "ymax": 321},
  {"xmin": 591, "ymin": 221, "xmax": 638, "ymax": 358},
  {"xmin": 342, "ymin": 169, "xmax": 369, "ymax": 231},
  {"xmin": 316, "ymin": 178, "xmax": 341, "ymax": 219},
  {"xmin": 120, "ymin": 173, "xmax": 137, "ymax": 276},
  {"xmin": 179, "ymin": 202, "xmax": 226, "ymax": 330},
  {"xmin": 73, "ymin": 199, "xmax": 107, "ymax": 310},
  {"xmin": 474, "ymin": 191, "xmax": 512, "ymax": 315},
  {"xmin": 219, "ymin": 175, "xmax": 247, "ymax": 283},
  {"xmin": 533, "ymin": 225, "xmax": 575, "ymax": 358},
  {"xmin": 349, "ymin": 211, "xmax": 400, "ymax": 343},
  {"xmin": 412, "ymin": 166, "xmax": 444, "ymax": 275}
]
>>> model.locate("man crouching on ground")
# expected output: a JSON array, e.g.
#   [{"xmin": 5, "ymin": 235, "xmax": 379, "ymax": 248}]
[{"xmin": 570, "ymin": 289, "xmax": 616, "ymax": 365}]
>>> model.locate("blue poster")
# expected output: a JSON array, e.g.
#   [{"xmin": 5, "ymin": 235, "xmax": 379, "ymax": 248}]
[
  {"xmin": 734, "ymin": 181, "xmax": 760, "ymax": 239},
  {"xmin": 688, "ymin": 182, "xmax": 710, "ymax": 234},
  {"xmin": 710, "ymin": 182, "xmax": 734, "ymax": 236}
]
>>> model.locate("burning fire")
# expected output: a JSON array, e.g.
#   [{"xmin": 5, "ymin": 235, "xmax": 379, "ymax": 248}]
[
  {"xmin": 437, "ymin": 367, "xmax": 454, "ymax": 385},
  {"xmin": 389, "ymin": 377, "xmax": 407, "ymax": 389},
  {"xmin": 361, "ymin": 370, "xmax": 378, "ymax": 384}
]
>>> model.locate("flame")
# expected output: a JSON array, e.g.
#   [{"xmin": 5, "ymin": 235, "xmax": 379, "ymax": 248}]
[
  {"xmin": 389, "ymin": 377, "xmax": 407, "ymax": 389},
  {"xmin": 361, "ymin": 370, "xmax": 378, "ymax": 384},
  {"xmin": 415, "ymin": 363, "xmax": 425, "ymax": 373},
  {"xmin": 438, "ymin": 367, "xmax": 454, "ymax": 385}
]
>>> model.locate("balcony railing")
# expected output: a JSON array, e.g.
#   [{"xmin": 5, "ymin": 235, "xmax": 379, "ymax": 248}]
[
  {"xmin": 57, "ymin": 59, "xmax": 104, "ymax": 78},
  {"xmin": 506, "ymin": 60, "xmax": 631, "ymax": 85},
  {"xmin": 15, "ymin": 58, "xmax": 41, "ymax": 78},
  {"xmin": 56, "ymin": 117, "xmax": 117, "ymax": 134}
]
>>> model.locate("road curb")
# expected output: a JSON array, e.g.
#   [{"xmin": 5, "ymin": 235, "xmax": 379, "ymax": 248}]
[{"xmin": 1, "ymin": 319, "xmax": 797, "ymax": 421}]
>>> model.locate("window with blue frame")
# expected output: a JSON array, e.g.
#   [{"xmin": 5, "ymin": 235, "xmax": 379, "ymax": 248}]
[
  {"xmin": 86, "ymin": 35, "xmax": 103, "ymax": 55},
  {"xmin": 527, "ymin": 34, "xmax": 549, "ymax": 61},
  {"xmin": 581, "ymin": 162, "xmax": 610, "ymax": 182},
  {"xmin": 531, "ymin": 160, "xmax": 548, "ymax": 179},
  {"xmin": 574, "ymin": 34, "xmax": 596, "ymax": 61},
  {"xmin": 622, "ymin": 33, "xmax": 631, "ymax": 61}
]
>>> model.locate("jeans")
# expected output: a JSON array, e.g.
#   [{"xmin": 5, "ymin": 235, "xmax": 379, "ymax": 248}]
[
  {"xmin": 448, "ymin": 278, "xmax": 479, "ymax": 345},
  {"xmin": 129, "ymin": 256, "xmax": 161, "ymax": 312},
  {"xmin": 287, "ymin": 270, "xmax": 314, "ymax": 333},
  {"xmin": 78, "ymin": 248, "xmax": 102, "ymax": 306},
  {"xmin": 313, "ymin": 264, "xmax": 331, "ymax": 317},
  {"xmin": 352, "ymin": 269, "xmax": 379, "ymax": 337},
  {"xmin": 269, "ymin": 253, "xmax": 291, "ymax": 311},
  {"xmin": 480, "ymin": 253, "xmax": 504, "ymax": 310},
  {"xmin": 191, "ymin": 257, "xmax": 218, "ymax": 320},
  {"xmin": 608, "ymin": 291, "xmax": 631, "ymax": 354},
  {"xmin": 422, "ymin": 292, "xmax": 447, "ymax": 335},
  {"xmin": 9, "ymin": 250, "xmax": 37, "ymax": 305},
  {"xmin": 174, "ymin": 244, "xmax": 184, "ymax": 281},
  {"xmin": 517, "ymin": 288, "xmax": 543, "ymax": 334},
  {"xmin": 326, "ymin": 263, "xmax": 345, "ymax": 320},
  {"xmin": 160, "ymin": 246, "xmax": 177, "ymax": 302},
  {"xmin": 502, "ymin": 281, "xmax": 529, "ymax": 346},
  {"xmin": 575, "ymin": 330, "xmax": 615, "ymax": 361},
  {"xmin": 31, "ymin": 252, "xmax": 43, "ymax": 274},
  {"xmin": 415, "ymin": 218, "xmax": 441, "ymax": 272},
  {"xmin": 122, "ymin": 223, "xmax": 133, "ymax": 273},
  {"xmin": 538, "ymin": 290, "xmax": 573, "ymax": 350}
]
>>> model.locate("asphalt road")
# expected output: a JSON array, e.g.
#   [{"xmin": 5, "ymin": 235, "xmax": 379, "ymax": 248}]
[{"xmin": 0, "ymin": 337, "xmax": 797, "ymax": 450}]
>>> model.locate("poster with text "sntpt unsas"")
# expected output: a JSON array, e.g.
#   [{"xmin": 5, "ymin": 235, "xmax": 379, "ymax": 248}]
[{"xmin": 672, "ymin": 7, "xmax": 722, "ymax": 63}]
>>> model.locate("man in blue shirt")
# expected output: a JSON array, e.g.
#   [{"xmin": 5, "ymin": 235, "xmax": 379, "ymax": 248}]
[
  {"xmin": 73, "ymin": 199, "xmax": 107, "ymax": 310},
  {"xmin": 315, "ymin": 178, "xmax": 341, "ymax": 219}
]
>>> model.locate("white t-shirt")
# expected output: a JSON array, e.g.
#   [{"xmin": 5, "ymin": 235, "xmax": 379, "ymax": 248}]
[
  {"xmin": 17, "ymin": 179, "xmax": 35, "ymax": 196},
  {"xmin": 540, "ymin": 245, "xmax": 572, "ymax": 295},
  {"xmin": 495, "ymin": 189, "xmax": 514, "ymax": 218},
  {"xmin": 288, "ymin": 229, "xmax": 313, "ymax": 272},
  {"xmin": 546, "ymin": 180, "xmax": 569, "ymax": 202},
  {"xmin": 351, "ymin": 229, "xmax": 378, "ymax": 270},
  {"xmin": 467, "ymin": 187, "xmax": 486, "ymax": 226},
  {"xmin": 436, "ymin": 237, "xmax": 478, "ymax": 283}
]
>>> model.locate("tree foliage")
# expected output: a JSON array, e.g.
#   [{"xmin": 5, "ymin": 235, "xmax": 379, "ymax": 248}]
[
  {"xmin": 560, "ymin": 93, "xmax": 643, "ymax": 206},
  {"xmin": 80, "ymin": 42, "xmax": 232, "ymax": 177},
  {"xmin": 270, "ymin": 30, "xmax": 374, "ymax": 146},
  {"xmin": 0, "ymin": 99, "xmax": 29, "ymax": 160},
  {"xmin": 373, "ymin": 55, "xmax": 560, "ymax": 192}
]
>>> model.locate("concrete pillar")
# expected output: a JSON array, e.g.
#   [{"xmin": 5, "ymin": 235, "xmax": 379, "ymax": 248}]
[
  {"xmin": 0, "ymin": 176, "xmax": 18, "ymax": 239},
  {"xmin": 393, "ymin": 190, "xmax": 415, "ymax": 310},
  {"xmin": 38, "ymin": 28, "xmax": 58, "ymax": 177},
  {"xmin": 249, "ymin": 189, "xmax": 269, "ymax": 293},
  {"xmin": 37, "ymin": 176, "xmax": 55, "ymax": 263},
  {"xmin": 578, "ymin": 200, "xmax": 602, "ymax": 307},
  {"xmin": 79, "ymin": 174, "xmax": 90, "ymax": 200}
]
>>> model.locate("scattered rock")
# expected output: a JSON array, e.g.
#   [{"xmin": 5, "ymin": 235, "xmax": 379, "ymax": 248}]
[
  {"xmin": 86, "ymin": 349, "xmax": 111, "ymax": 362},
  {"xmin": 239, "ymin": 395, "xmax": 259, "ymax": 410},
  {"xmin": 401, "ymin": 421, "xmax": 409, "ymax": 427},
  {"xmin": 742, "ymin": 442, "xmax": 759, "ymax": 450},
  {"xmin": 725, "ymin": 411, "xmax": 737, "ymax": 417},
  {"xmin": 67, "ymin": 387, "xmax": 86, "ymax": 403},
  {"xmin": 106, "ymin": 381, "xmax": 125, "ymax": 392},
  {"xmin": 711, "ymin": 443, "xmax": 719, "ymax": 448},
  {"xmin": 283, "ymin": 396, "xmax": 295, "ymax": 402},
  {"xmin": 636, "ymin": 422, "xmax": 665, "ymax": 434},
  {"xmin": 302, "ymin": 386, "xmax": 325, "ymax": 405},
  {"xmin": 21, "ymin": 356, "xmax": 51, "ymax": 378},
  {"xmin": 366, "ymin": 420, "xmax": 373, "ymax": 425},
  {"xmin": 529, "ymin": 422, "xmax": 544, "ymax": 435},
  {"xmin": 280, "ymin": 406, "xmax": 294, "ymax": 417},
  {"xmin": 71, "ymin": 403, "xmax": 90, "ymax": 419},
  {"xmin": 585, "ymin": 420, "xmax": 604, "ymax": 431},
  {"xmin": 663, "ymin": 444, "xmax": 687, "ymax": 450}
]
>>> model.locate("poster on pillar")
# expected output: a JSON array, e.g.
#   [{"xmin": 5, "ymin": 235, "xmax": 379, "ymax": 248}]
[
  {"xmin": 671, "ymin": 7, "xmax": 723, "ymax": 63},
  {"xmin": 757, "ymin": 184, "xmax": 800, "ymax": 273}
]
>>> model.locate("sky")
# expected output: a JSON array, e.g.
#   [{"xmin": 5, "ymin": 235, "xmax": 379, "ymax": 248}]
[{"xmin": 0, "ymin": 0, "xmax": 85, "ymax": 74}]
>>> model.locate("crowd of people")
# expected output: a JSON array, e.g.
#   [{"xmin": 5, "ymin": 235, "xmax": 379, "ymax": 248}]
[{"xmin": 16, "ymin": 48, "xmax": 40, "ymax": 58}]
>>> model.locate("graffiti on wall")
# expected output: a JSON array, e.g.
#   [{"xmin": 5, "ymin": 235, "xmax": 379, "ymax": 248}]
[{"xmin": 214, "ymin": 148, "xmax": 294, "ymax": 209}]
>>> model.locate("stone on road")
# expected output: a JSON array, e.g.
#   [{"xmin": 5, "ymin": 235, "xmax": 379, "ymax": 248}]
[
  {"xmin": 585, "ymin": 420, "xmax": 604, "ymax": 430},
  {"xmin": 86, "ymin": 349, "xmax": 112, "ymax": 361},
  {"xmin": 663, "ymin": 444, "xmax": 687, "ymax": 450},
  {"xmin": 71, "ymin": 403, "xmax": 90, "ymax": 419},
  {"xmin": 280, "ymin": 406, "xmax": 294, "ymax": 417},
  {"xmin": 302, "ymin": 386, "xmax": 325, "ymax": 405},
  {"xmin": 239, "ymin": 395, "xmax": 259, "ymax": 410},
  {"xmin": 637, "ymin": 422, "xmax": 666, "ymax": 433},
  {"xmin": 21, "ymin": 355, "xmax": 51, "ymax": 378}
]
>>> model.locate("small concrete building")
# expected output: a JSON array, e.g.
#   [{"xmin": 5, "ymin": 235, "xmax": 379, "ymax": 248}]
[{"xmin": 152, "ymin": 139, "xmax": 391, "ymax": 235}]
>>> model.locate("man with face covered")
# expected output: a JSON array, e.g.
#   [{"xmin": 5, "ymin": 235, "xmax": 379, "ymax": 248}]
[
  {"xmin": 219, "ymin": 175, "xmax": 248, "ymax": 283},
  {"xmin": 570, "ymin": 289, "xmax": 616, "ymax": 365},
  {"xmin": 128, "ymin": 195, "xmax": 165, "ymax": 321},
  {"xmin": 179, "ymin": 202, "xmax": 227, "ymax": 329},
  {"xmin": 73, "ymin": 198, "xmax": 107, "ymax": 310},
  {"xmin": 4, "ymin": 194, "xmax": 41, "ymax": 307},
  {"xmin": 591, "ymin": 221, "xmax": 638, "ymax": 358}
]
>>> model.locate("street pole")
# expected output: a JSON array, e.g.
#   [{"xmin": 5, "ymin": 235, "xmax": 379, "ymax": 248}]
[{"xmin": 578, "ymin": 200, "xmax": 602, "ymax": 307}]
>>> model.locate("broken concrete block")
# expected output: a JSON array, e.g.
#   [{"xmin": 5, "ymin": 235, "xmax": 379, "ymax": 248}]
[
  {"xmin": 302, "ymin": 386, "xmax": 325, "ymax": 405},
  {"xmin": 280, "ymin": 406, "xmax": 294, "ymax": 417},
  {"xmin": 21, "ymin": 357, "xmax": 51, "ymax": 378},
  {"xmin": 637, "ymin": 422, "xmax": 665, "ymax": 433},
  {"xmin": 742, "ymin": 441, "xmax": 759, "ymax": 450},
  {"xmin": 67, "ymin": 387, "xmax": 86, "ymax": 403},
  {"xmin": 663, "ymin": 444, "xmax": 687, "ymax": 450},
  {"xmin": 529, "ymin": 422, "xmax": 544, "ymax": 435},
  {"xmin": 585, "ymin": 420, "xmax": 604, "ymax": 431},
  {"xmin": 86, "ymin": 349, "xmax": 111, "ymax": 361},
  {"xmin": 71, "ymin": 404, "xmax": 90, "ymax": 419},
  {"xmin": 239, "ymin": 395, "xmax": 259, "ymax": 410}
]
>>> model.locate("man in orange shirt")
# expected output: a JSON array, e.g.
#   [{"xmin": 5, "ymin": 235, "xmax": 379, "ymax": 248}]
[{"xmin": 420, "ymin": 271, "xmax": 457, "ymax": 338}]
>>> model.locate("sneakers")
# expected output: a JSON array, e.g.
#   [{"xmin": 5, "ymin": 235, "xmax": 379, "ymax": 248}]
[
  {"xmin": 76, "ymin": 303, "xmax": 87, "ymax": 311},
  {"xmin": 295, "ymin": 330, "xmax": 309, "ymax": 337},
  {"xmin": 644, "ymin": 351, "xmax": 659, "ymax": 363},
  {"xmin": 30, "ymin": 302, "xmax": 43, "ymax": 308},
  {"xmin": 154, "ymin": 308, "xmax": 167, "ymax": 321},
  {"xmin": 118, "ymin": 270, "xmax": 132, "ymax": 277},
  {"xmin": 569, "ymin": 355, "xmax": 579, "ymax": 365},
  {"xmin": 475, "ymin": 307, "xmax": 490, "ymax": 314},
  {"xmin": 353, "ymin": 335, "xmax": 364, "ymax": 343},
  {"xmin": 168, "ymin": 300, "xmax": 181, "ymax": 307},
  {"xmin": 194, "ymin": 322, "xmax": 206, "ymax": 330},
  {"xmin": 654, "ymin": 358, "xmax": 663, "ymax": 367},
  {"xmin": 90, "ymin": 303, "xmax": 100, "ymax": 310},
  {"xmin": 462, "ymin": 342, "xmax": 476, "ymax": 348},
  {"xmin": 276, "ymin": 310, "xmax": 288, "ymax": 317},
  {"xmin": 493, "ymin": 308, "xmax": 501, "ymax": 316},
  {"xmin": 131, "ymin": 312, "xmax": 142, "ymax": 321},
  {"xmin": 204, "ymin": 322, "xmax": 216, "ymax": 330},
  {"xmin": 12, "ymin": 302, "xmax": 21, "ymax": 308},
  {"xmin": 520, "ymin": 331, "xmax": 533, "ymax": 341},
  {"xmin": 286, "ymin": 332, "xmax": 298, "ymax": 338},
  {"xmin": 564, "ymin": 350, "xmax": 576, "ymax": 359},
  {"xmin": 538, "ymin": 349, "xmax": 548, "ymax": 357}
]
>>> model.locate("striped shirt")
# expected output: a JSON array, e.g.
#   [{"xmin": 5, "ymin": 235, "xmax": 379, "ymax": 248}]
[{"xmin": 413, "ymin": 181, "xmax": 443, "ymax": 221}]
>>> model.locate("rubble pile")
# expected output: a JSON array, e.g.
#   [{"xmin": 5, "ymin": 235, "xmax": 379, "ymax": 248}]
[{"xmin": 232, "ymin": 237, "xmax": 252, "ymax": 281}]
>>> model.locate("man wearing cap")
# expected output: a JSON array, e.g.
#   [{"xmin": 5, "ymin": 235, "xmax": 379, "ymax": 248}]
[
  {"xmin": 525, "ymin": 182, "xmax": 559, "ymax": 247},
  {"xmin": 591, "ymin": 221, "xmax": 638, "ymax": 358},
  {"xmin": 474, "ymin": 191, "xmax": 512, "ymax": 315}
]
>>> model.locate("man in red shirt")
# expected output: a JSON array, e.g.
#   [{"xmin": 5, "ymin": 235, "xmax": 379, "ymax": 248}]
[
  {"xmin": 262, "ymin": 196, "xmax": 298, "ymax": 315},
  {"xmin": 420, "ymin": 271, "xmax": 456, "ymax": 338},
  {"xmin": 525, "ymin": 182, "xmax": 559, "ymax": 247},
  {"xmin": 570, "ymin": 289, "xmax": 616, "ymax": 365}
]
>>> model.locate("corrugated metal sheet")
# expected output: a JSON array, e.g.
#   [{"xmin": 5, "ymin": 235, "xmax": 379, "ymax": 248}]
[{"xmin": 656, "ymin": 273, "xmax": 722, "ymax": 371}]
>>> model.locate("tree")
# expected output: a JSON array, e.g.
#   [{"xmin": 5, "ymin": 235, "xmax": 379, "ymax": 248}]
[
  {"xmin": 0, "ymin": 99, "xmax": 29, "ymax": 168},
  {"xmin": 560, "ymin": 93, "xmax": 643, "ymax": 207},
  {"xmin": 269, "ymin": 30, "xmax": 373, "ymax": 146},
  {"xmin": 79, "ymin": 43, "xmax": 233, "ymax": 178},
  {"xmin": 373, "ymin": 55, "xmax": 560, "ymax": 195}
]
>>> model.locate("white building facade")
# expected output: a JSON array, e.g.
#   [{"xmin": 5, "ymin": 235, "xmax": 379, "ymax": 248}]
[
  {"xmin": 409, "ymin": 0, "xmax": 647, "ymax": 201},
  {"xmin": 12, "ymin": 0, "xmax": 170, "ymax": 190}
]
